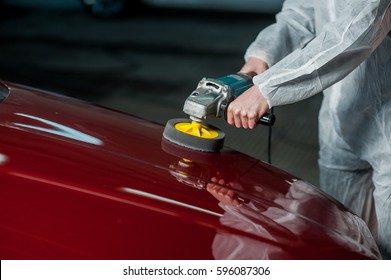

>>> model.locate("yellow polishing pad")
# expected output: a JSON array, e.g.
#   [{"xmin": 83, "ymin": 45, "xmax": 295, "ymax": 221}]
[
  {"xmin": 174, "ymin": 121, "xmax": 219, "ymax": 139},
  {"xmin": 163, "ymin": 118, "xmax": 225, "ymax": 152}
]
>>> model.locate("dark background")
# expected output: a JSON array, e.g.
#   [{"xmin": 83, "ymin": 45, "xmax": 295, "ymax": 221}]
[{"xmin": 0, "ymin": 0, "xmax": 322, "ymax": 185}]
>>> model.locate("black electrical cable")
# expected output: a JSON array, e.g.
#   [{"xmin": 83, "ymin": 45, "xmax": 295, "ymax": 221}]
[{"xmin": 267, "ymin": 108, "xmax": 274, "ymax": 164}]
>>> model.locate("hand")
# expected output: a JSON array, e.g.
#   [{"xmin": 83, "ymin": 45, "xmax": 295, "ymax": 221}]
[
  {"xmin": 206, "ymin": 177, "xmax": 241, "ymax": 206},
  {"xmin": 227, "ymin": 85, "xmax": 269, "ymax": 129},
  {"xmin": 227, "ymin": 57, "xmax": 269, "ymax": 129}
]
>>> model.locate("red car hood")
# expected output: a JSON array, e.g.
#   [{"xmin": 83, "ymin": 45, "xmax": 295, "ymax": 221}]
[{"xmin": 0, "ymin": 81, "xmax": 380, "ymax": 259}]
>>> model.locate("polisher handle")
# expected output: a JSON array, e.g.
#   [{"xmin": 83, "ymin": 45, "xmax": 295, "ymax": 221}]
[
  {"xmin": 224, "ymin": 105, "xmax": 275, "ymax": 127},
  {"xmin": 258, "ymin": 112, "xmax": 275, "ymax": 127}
]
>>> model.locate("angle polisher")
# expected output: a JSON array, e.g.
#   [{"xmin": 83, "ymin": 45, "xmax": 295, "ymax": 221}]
[{"xmin": 163, "ymin": 73, "xmax": 275, "ymax": 152}]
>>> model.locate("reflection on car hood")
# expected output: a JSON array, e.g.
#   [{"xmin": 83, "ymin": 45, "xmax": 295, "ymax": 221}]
[{"xmin": 0, "ymin": 81, "xmax": 380, "ymax": 259}]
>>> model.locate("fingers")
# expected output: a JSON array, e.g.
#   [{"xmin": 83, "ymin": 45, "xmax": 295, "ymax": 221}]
[
  {"xmin": 227, "ymin": 108, "xmax": 257, "ymax": 129},
  {"xmin": 206, "ymin": 179, "xmax": 241, "ymax": 206},
  {"xmin": 227, "ymin": 85, "xmax": 269, "ymax": 129},
  {"xmin": 206, "ymin": 177, "xmax": 227, "ymax": 192}
]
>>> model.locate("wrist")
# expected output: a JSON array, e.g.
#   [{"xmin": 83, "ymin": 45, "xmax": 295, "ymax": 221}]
[{"xmin": 240, "ymin": 56, "xmax": 268, "ymax": 75}]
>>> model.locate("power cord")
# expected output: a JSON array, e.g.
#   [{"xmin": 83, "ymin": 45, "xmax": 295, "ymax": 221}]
[{"xmin": 267, "ymin": 108, "xmax": 274, "ymax": 164}]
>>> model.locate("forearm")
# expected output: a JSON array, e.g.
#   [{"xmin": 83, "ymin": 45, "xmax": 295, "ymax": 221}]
[{"xmin": 254, "ymin": 0, "xmax": 391, "ymax": 107}]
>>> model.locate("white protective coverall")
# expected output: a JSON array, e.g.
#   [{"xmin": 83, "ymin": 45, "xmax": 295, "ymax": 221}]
[{"xmin": 245, "ymin": 0, "xmax": 391, "ymax": 258}]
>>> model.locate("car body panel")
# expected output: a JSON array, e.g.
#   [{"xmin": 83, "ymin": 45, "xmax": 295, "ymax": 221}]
[{"xmin": 0, "ymin": 81, "xmax": 380, "ymax": 259}]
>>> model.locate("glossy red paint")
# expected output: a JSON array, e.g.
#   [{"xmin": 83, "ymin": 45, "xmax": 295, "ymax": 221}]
[{"xmin": 0, "ymin": 81, "xmax": 380, "ymax": 259}]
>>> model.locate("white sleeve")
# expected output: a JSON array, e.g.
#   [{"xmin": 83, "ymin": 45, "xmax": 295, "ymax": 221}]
[
  {"xmin": 245, "ymin": 0, "xmax": 316, "ymax": 67},
  {"xmin": 252, "ymin": 0, "xmax": 391, "ymax": 107}
]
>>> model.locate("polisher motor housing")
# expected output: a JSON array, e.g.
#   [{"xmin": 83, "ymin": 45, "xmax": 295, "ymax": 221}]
[
  {"xmin": 163, "ymin": 73, "xmax": 275, "ymax": 152},
  {"xmin": 183, "ymin": 73, "xmax": 253, "ymax": 122}
]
